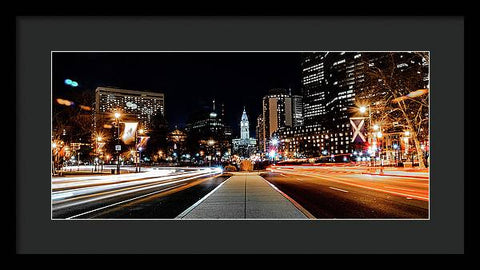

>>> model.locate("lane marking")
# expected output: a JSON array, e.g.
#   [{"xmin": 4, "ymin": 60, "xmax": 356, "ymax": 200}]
[
  {"xmin": 273, "ymin": 170, "xmax": 429, "ymax": 201},
  {"xmin": 383, "ymin": 185, "xmax": 428, "ymax": 193},
  {"xmin": 329, "ymin": 187, "xmax": 349, "ymax": 193}
]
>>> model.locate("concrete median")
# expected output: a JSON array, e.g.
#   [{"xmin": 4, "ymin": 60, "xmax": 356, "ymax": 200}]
[{"xmin": 176, "ymin": 172, "xmax": 310, "ymax": 219}]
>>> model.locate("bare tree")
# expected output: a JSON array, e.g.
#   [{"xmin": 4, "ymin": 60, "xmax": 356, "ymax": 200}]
[{"xmin": 358, "ymin": 52, "xmax": 429, "ymax": 168}]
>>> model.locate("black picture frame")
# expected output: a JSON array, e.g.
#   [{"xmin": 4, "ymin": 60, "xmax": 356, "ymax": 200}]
[{"xmin": 13, "ymin": 10, "xmax": 470, "ymax": 255}]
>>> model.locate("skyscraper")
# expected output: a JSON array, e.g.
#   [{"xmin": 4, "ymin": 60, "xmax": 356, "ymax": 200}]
[
  {"xmin": 259, "ymin": 88, "xmax": 303, "ymax": 152},
  {"xmin": 278, "ymin": 52, "xmax": 428, "ymax": 161},
  {"xmin": 277, "ymin": 52, "xmax": 369, "ymax": 159}
]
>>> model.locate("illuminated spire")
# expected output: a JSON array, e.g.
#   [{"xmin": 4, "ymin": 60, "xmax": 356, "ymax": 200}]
[{"xmin": 240, "ymin": 107, "xmax": 249, "ymax": 139}]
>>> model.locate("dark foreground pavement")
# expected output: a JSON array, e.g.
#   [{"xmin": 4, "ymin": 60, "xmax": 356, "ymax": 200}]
[{"xmin": 53, "ymin": 174, "xmax": 230, "ymax": 219}]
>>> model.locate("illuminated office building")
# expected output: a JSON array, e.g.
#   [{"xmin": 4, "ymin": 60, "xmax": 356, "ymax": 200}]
[{"xmin": 94, "ymin": 86, "xmax": 165, "ymax": 130}]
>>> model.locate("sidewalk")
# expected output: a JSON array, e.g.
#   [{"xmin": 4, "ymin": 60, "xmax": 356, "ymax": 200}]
[{"xmin": 177, "ymin": 172, "xmax": 310, "ymax": 219}]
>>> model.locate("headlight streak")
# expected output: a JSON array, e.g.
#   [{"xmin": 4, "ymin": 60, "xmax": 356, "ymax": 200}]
[
  {"xmin": 53, "ymin": 169, "xmax": 214, "ymax": 200},
  {"xmin": 52, "ymin": 167, "xmax": 222, "ymax": 211}
]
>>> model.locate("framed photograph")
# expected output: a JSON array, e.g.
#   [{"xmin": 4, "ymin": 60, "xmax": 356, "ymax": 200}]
[{"xmin": 16, "ymin": 14, "xmax": 467, "ymax": 254}]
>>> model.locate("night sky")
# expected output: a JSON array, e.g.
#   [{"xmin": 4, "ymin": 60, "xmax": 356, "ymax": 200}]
[{"xmin": 52, "ymin": 52, "xmax": 302, "ymax": 135}]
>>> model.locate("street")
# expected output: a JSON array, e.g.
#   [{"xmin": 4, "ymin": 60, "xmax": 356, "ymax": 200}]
[
  {"xmin": 263, "ymin": 165, "xmax": 428, "ymax": 219},
  {"xmin": 52, "ymin": 165, "xmax": 429, "ymax": 219},
  {"xmin": 52, "ymin": 167, "xmax": 227, "ymax": 219}
]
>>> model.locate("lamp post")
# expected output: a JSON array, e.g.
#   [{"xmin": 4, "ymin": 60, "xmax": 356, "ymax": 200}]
[
  {"xmin": 51, "ymin": 142, "xmax": 57, "ymax": 176},
  {"xmin": 135, "ymin": 128, "xmax": 144, "ymax": 172},
  {"xmin": 269, "ymin": 138, "xmax": 279, "ymax": 164},
  {"xmin": 138, "ymin": 147, "xmax": 143, "ymax": 171},
  {"xmin": 94, "ymin": 136, "xmax": 102, "ymax": 172},
  {"xmin": 403, "ymin": 130, "xmax": 411, "ymax": 165},
  {"xmin": 207, "ymin": 139, "xmax": 215, "ymax": 167},
  {"xmin": 77, "ymin": 152, "xmax": 81, "ymax": 171},
  {"xmin": 114, "ymin": 112, "xmax": 121, "ymax": 174},
  {"xmin": 393, "ymin": 143, "xmax": 399, "ymax": 167},
  {"xmin": 359, "ymin": 105, "xmax": 372, "ymax": 128}
]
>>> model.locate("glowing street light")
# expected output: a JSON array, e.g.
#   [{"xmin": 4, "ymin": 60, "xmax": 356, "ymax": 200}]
[
  {"xmin": 376, "ymin": 131, "xmax": 383, "ymax": 138},
  {"xmin": 114, "ymin": 111, "xmax": 121, "ymax": 174},
  {"xmin": 404, "ymin": 130, "xmax": 410, "ymax": 136},
  {"xmin": 270, "ymin": 138, "xmax": 279, "ymax": 146},
  {"xmin": 359, "ymin": 106, "xmax": 367, "ymax": 114},
  {"xmin": 373, "ymin": 124, "xmax": 379, "ymax": 131}
]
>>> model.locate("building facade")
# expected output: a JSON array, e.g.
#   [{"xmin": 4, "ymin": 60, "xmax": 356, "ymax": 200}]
[
  {"xmin": 277, "ymin": 52, "xmax": 367, "ymax": 160},
  {"xmin": 278, "ymin": 52, "xmax": 429, "ymax": 162},
  {"xmin": 255, "ymin": 114, "xmax": 264, "ymax": 154},
  {"xmin": 94, "ymin": 87, "xmax": 165, "ymax": 131},
  {"xmin": 259, "ymin": 88, "xmax": 304, "ymax": 153},
  {"xmin": 232, "ymin": 108, "xmax": 257, "ymax": 157},
  {"xmin": 185, "ymin": 100, "xmax": 232, "ymax": 162}
]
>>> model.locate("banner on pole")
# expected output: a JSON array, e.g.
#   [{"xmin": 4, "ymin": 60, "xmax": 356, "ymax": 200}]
[
  {"xmin": 350, "ymin": 117, "xmax": 367, "ymax": 143},
  {"xmin": 137, "ymin": 136, "xmax": 150, "ymax": 149},
  {"xmin": 121, "ymin": 122, "xmax": 138, "ymax": 144}
]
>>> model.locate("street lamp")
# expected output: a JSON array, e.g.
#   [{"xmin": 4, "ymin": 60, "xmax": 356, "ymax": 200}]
[
  {"xmin": 114, "ymin": 112, "xmax": 121, "ymax": 174},
  {"xmin": 393, "ymin": 143, "xmax": 399, "ymax": 167},
  {"xmin": 138, "ymin": 146, "xmax": 143, "ymax": 172},
  {"xmin": 51, "ymin": 142, "xmax": 57, "ymax": 175},
  {"xmin": 94, "ymin": 136, "xmax": 103, "ymax": 172},
  {"xmin": 135, "ymin": 128, "xmax": 147, "ymax": 172},
  {"xmin": 207, "ymin": 140, "xmax": 215, "ymax": 166}
]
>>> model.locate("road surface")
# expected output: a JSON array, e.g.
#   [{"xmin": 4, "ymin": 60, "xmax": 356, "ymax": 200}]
[
  {"xmin": 263, "ymin": 165, "xmax": 428, "ymax": 219},
  {"xmin": 52, "ymin": 167, "xmax": 227, "ymax": 219}
]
